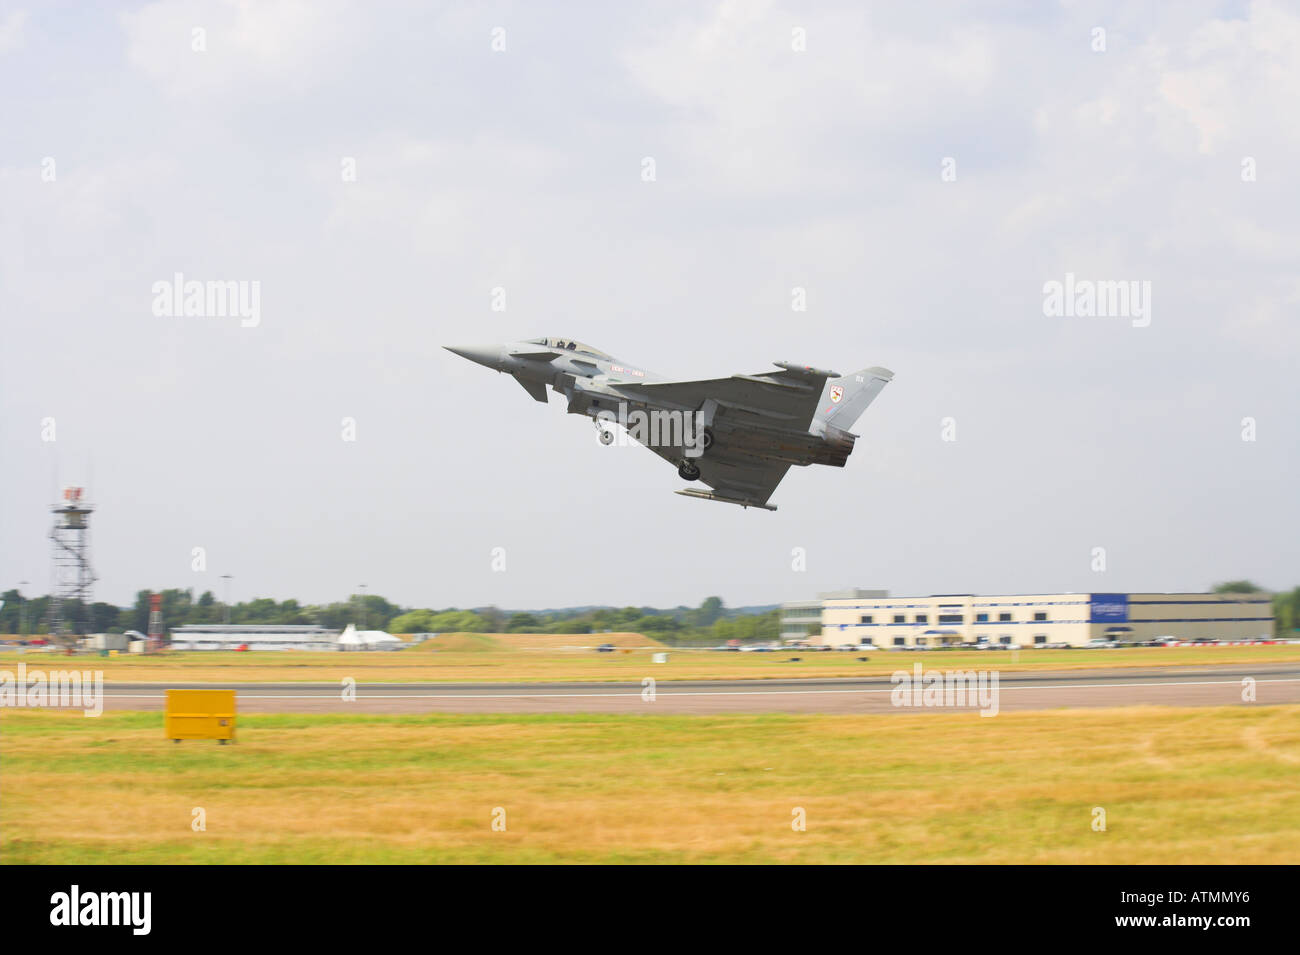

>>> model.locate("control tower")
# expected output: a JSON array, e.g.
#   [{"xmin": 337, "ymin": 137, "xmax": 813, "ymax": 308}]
[{"xmin": 49, "ymin": 486, "xmax": 96, "ymax": 644}]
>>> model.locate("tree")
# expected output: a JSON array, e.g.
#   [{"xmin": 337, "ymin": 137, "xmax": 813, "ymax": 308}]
[
  {"xmin": 1213, "ymin": 580, "xmax": 1266, "ymax": 594},
  {"xmin": 126, "ymin": 591, "xmax": 151, "ymax": 633},
  {"xmin": 352, "ymin": 594, "xmax": 399, "ymax": 629},
  {"xmin": 545, "ymin": 618, "xmax": 592, "ymax": 634},
  {"xmin": 0, "ymin": 590, "xmax": 21, "ymax": 633},
  {"xmin": 389, "ymin": 610, "xmax": 436, "ymax": 633},
  {"xmin": 419, "ymin": 609, "xmax": 491, "ymax": 633},
  {"xmin": 479, "ymin": 606, "xmax": 507, "ymax": 631},
  {"xmin": 187, "ymin": 590, "xmax": 217, "ymax": 624},
  {"xmin": 90, "ymin": 602, "xmax": 120, "ymax": 632},
  {"xmin": 629, "ymin": 615, "xmax": 679, "ymax": 633},
  {"xmin": 27, "ymin": 596, "xmax": 51, "ymax": 634},
  {"xmin": 684, "ymin": 596, "xmax": 725, "ymax": 628},
  {"xmin": 1273, "ymin": 587, "xmax": 1300, "ymax": 635}
]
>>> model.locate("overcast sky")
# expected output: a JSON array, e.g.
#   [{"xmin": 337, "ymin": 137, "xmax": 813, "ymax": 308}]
[{"xmin": 2, "ymin": 1, "xmax": 1297, "ymax": 611}]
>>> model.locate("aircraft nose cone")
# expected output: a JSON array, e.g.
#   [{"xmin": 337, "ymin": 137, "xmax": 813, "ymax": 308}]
[{"xmin": 444, "ymin": 344, "xmax": 501, "ymax": 368}]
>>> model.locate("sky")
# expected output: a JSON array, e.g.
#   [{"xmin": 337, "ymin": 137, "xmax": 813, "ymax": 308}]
[{"xmin": 1, "ymin": 0, "xmax": 1297, "ymax": 611}]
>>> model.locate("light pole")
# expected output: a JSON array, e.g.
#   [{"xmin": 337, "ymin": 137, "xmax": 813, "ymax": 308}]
[
  {"xmin": 358, "ymin": 583, "xmax": 367, "ymax": 630},
  {"xmin": 220, "ymin": 574, "xmax": 233, "ymax": 625}
]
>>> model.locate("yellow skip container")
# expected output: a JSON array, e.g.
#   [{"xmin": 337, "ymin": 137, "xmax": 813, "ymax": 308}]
[{"xmin": 165, "ymin": 689, "xmax": 236, "ymax": 743}]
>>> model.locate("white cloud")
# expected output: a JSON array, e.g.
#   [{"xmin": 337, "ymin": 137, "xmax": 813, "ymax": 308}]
[
  {"xmin": 3, "ymin": 1, "xmax": 1297, "ymax": 606},
  {"xmin": 120, "ymin": 0, "xmax": 362, "ymax": 97},
  {"xmin": 1153, "ymin": 1, "xmax": 1300, "ymax": 154},
  {"xmin": 623, "ymin": 3, "xmax": 1004, "ymax": 195}
]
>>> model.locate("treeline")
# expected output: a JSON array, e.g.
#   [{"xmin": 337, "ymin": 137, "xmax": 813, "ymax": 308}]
[
  {"xmin": 0, "ymin": 589, "xmax": 779, "ymax": 646},
  {"xmin": 5, "ymin": 583, "xmax": 1294, "ymax": 644},
  {"xmin": 389, "ymin": 598, "xmax": 780, "ymax": 646},
  {"xmin": 0, "ymin": 589, "xmax": 404, "ymax": 637}
]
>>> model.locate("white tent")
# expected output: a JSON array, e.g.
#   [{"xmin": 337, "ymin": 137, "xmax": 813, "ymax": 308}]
[
  {"xmin": 336, "ymin": 624, "xmax": 365, "ymax": 650},
  {"xmin": 359, "ymin": 629, "xmax": 401, "ymax": 649},
  {"xmin": 336, "ymin": 624, "xmax": 400, "ymax": 650}
]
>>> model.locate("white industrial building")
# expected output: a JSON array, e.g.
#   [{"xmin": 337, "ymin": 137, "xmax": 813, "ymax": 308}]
[
  {"xmin": 780, "ymin": 589, "xmax": 887, "ymax": 642},
  {"xmin": 169, "ymin": 624, "xmax": 404, "ymax": 651},
  {"xmin": 80, "ymin": 632, "xmax": 131, "ymax": 652},
  {"xmin": 170, "ymin": 625, "xmax": 344, "ymax": 651},
  {"xmin": 786, "ymin": 591, "xmax": 1275, "ymax": 648}
]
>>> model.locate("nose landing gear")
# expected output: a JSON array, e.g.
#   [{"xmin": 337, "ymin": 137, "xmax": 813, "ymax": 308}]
[{"xmin": 678, "ymin": 460, "xmax": 701, "ymax": 481}]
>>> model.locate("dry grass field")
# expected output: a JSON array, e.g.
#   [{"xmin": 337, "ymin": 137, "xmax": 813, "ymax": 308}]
[
  {"xmin": 2, "ymin": 705, "xmax": 1297, "ymax": 863},
  {"xmin": 0, "ymin": 642, "xmax": 1295, "ymax": 685},
  {"xmin": 416, "ymin": 631, "xmax": 661, "ymax": 651}
]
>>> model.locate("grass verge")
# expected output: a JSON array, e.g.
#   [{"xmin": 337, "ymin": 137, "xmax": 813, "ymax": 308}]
[{"xmin": 2, "ymin": 705, "xmax": 1297, "ymax": 863}]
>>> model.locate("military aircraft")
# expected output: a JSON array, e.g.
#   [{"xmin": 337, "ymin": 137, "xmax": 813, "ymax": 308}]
[{"xmin": 445, "ymin": 338, "xmax": 893, "ymax": 511}]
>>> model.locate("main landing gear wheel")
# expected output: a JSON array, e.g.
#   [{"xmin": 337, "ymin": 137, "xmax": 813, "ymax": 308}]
[
  {"xmin": 598, "ymin": 429, "xmax": 614, "ymax": 446},
  {"xmin": 678, "ymin": 461, "xmax": 701, "ymax": 481},
  {"xmin": 701, "ymin": 427, "xmax": 714, "ymax": 452}
]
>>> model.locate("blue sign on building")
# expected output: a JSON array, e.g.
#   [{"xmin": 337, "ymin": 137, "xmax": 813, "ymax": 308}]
[{"xmin": 1089, "ymin": 593, "xmax": 1129, "ymax": 623}]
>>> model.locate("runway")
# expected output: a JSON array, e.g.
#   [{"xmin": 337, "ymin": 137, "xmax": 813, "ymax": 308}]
[{"xmin": 90, "ymin": 663, "xmax": 1300, "ymax": 715}]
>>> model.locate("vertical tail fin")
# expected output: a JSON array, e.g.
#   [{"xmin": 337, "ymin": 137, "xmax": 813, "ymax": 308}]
[{"xmin": 816, "ymin": 366, "xmax": 893, "ymax": 431}]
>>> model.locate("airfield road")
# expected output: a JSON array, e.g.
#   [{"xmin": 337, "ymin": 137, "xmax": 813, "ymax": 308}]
[{"xmin": 94, "ymin": 663, "xmax": 1300, "ymax": 714}]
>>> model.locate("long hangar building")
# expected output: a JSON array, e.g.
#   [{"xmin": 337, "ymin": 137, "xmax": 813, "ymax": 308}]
[{"xmin": 787, "ymin": 592, "xmax": 1274, "ymax": 648}]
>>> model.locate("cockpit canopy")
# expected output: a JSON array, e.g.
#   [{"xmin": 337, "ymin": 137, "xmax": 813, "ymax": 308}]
[{"xmin": 524, "ymin": 337, "xmax": 612, "ymax": 360}]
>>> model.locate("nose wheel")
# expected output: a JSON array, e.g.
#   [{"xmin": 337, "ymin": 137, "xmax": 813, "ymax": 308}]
[{"xmin": 678, "ymin": 461, "xmax": 701, "ymax": 481}]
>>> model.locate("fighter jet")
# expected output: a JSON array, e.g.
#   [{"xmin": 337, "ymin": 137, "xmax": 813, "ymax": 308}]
[{"xmin": 445, "ymin": 338, "xmax": 893, "ymax": 511}]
